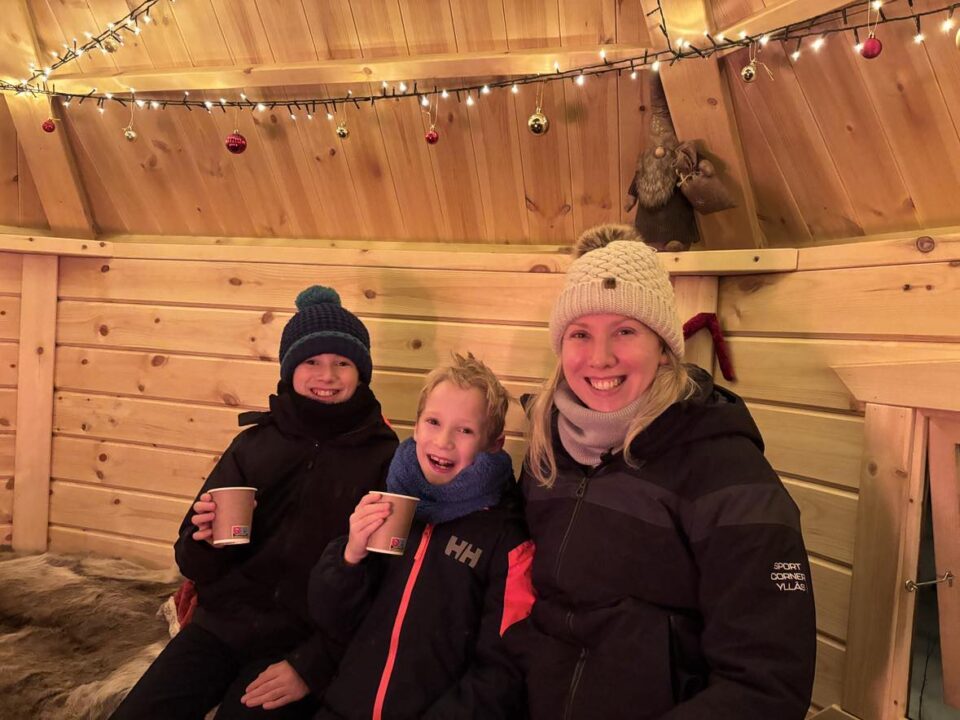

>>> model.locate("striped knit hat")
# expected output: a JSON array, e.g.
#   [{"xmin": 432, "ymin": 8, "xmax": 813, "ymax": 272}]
[
  {"xmin": 279, "ymin": 286, "xmax": 373, "ymax": 384},
  {"xmin": 549, "ymin": 224, "xmax": 684, "ymax": 358}
]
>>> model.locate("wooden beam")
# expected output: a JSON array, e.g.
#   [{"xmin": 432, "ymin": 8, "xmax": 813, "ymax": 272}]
[
  {"xmin": 658, "ymin": 1, "xmax": 764, "ymax": 250},
  {"xmin": 808, "ymin": 705, "xmax": 861, "ymax": 720},
  {"xmin": 2, "ymin": 2, "xmax": 94, "ymax": 238},
  {"xmin": 842, "ymin": 405, "xmax": 923, "ymax": 720},
  {"xmin": 833, "ymin": 361, "xmax": 960, "ymax": 413},
  {"xmin": 11, "ymin": 255, "xmax": 57, "ymax": 552},
  {"xmin": 717, "ymin": 1, "xmax": 854, "ymax": 43},
  {"xmin": 0, "ymin": 230, "xmax": 798, "ymax": 274},
  {"xmin": 798, "ymin": 226, "xmax": 960, "ymax": 271},
  {"xmin": 48, "ymin": 44, "xmax": 654, "ymax": 94}
]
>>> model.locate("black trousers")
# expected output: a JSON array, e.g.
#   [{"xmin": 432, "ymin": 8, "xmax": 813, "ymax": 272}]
[{"xmin": 110, "ymin": 622, "xmax": 319, "ymax": 720}]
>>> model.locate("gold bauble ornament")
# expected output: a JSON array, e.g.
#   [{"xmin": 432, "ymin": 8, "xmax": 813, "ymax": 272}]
[
  {"xmin": 123, "ymin": 126, "xmax": 138, "ymax": 142},
  {"xmin": 527, "ymin": 111, "xmax": 549, "ymax": 136},
  {"xmin": 740, "ymin": 62, "xmax": 757, "ymax": 83},
  {"xmin": 335, "ymin": 122, "xmax": 349, "ymax": 139},
  {"xmin": 102, "ymin": 37, "xmax": 120, "ymax": 53}
]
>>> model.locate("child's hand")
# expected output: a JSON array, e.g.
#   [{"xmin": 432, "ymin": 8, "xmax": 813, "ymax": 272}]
[
  {"xmin": 240, "ymin": 660, "xmax": 308, "ymax": 709},
  {"xmin": 190, "ymin": 493, "xmax": 217, "ymax": 544},
  {"xmin": 344, "ymin": 493, "xmax": 392, "ymax": 565}
]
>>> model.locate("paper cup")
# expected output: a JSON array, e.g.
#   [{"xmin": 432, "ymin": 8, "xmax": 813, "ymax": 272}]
[
  {"xmin": 209, "ymin": 486, "xmax": 257, "ymax": 546},
  {"xmin": 366, "ymin": 492, "xmax": 419, "ymax": 556}
]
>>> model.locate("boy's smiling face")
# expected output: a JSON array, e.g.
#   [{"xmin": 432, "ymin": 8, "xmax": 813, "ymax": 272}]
[
  {"xmin": 292, "ymin": 353, "xmax": 359, "ymax": 404},
  {"xmin": 414, "ymin": 381, "xmax": 490, "ymax": 485}
]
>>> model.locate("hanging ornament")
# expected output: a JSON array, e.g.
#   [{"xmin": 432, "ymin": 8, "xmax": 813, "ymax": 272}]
[
  {"xmin": 740, "ymin": 41, "xmax": 772, "ymax": 84},
  {"xmin": 123, "ymin": 95, "xmax": 137, "ymax": 142},
  {"xmin": 102, "ymin": 37, "xmax": 120, "ymax": 53},
  {"xmin": 41, "ymin": 118, "xmax": 56, "ymax": 133},
  {"xmin": 861, "ymin": 33, "xmax": 882, "ymax": 59},
  {"xmin": 527, "ymin": 81, "xmax": 549, "ymax": 136},
  {"xmin": 335, "ymin": 121, "xmax": 349, "ymax": 139},
  {"xmin": 421, "ymin": 94, "xmax": 440, "ymax": 144},
  {"xmin": 225, "ymin": 130, "xmax": 247, "ymax": 154},
  {"xmin": 861, "ymin": 2, "xmax": 883, "ymax": 59}
]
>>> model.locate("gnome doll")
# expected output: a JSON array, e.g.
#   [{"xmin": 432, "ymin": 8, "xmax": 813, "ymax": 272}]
[{"xmin": 624, "ymin": 74, "xmax": 699, "ymax": 252}]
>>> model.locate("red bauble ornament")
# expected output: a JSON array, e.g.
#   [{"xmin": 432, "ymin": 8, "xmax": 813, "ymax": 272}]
[
  {"xmin": 225, "ymin": 131, "xmax": 247, "ymax": 154},
  {"xmin": 41, "ymin": 118, "xmax": 56, "ymax": 133},
  {"xmin": 861, "ymin": 35, "xmax": 882, "ymax": 59},
  {"xmin": 425, "ymin": 127, "xmax": 439, "ymax": 145}
]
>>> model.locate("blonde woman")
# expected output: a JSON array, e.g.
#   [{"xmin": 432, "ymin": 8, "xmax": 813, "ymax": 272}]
[{"xmin": 508, "ymin": 225, "xmax": 816, "ymax": 719}]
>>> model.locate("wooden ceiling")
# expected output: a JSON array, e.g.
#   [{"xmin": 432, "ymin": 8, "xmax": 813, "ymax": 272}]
[{"xmin": 2, "ymin": 0, "xmax": 959, "ymax": 249}]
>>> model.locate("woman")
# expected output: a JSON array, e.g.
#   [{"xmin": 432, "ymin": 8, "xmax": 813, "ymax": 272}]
[{"xmin": 508, "ymin": 225, "xmax": 816, "ymax": 719}]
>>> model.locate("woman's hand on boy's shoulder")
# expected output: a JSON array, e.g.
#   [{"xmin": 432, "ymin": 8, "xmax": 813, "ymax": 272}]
[
  {"xmin": 190, "ymin": 493, "xmax": 218, "ymax": 544},
  {"xmin": 343, "ymin": 492, "xmax": 392, "ymax": 565}
]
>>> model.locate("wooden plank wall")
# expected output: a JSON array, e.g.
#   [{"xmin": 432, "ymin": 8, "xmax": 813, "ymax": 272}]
[
  {"xmin": 48, "ymin": 252, "xmax": 558, "ymax": 567},
  {"xmin": 718, "ymin": 249, "xmax": 960, "ymax": 714},
  {"xmin": 0, "ymin": 252, "xmax": 21, "ymax": 546}
]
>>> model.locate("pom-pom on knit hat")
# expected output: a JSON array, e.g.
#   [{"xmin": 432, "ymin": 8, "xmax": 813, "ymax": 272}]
[
  {"xmin": 279, "ymin": 286, "xmax": 373, "ymax": 385},
  {"xmin": 549, "ymin": 224, "xmax": 684, "ymax": 358}
]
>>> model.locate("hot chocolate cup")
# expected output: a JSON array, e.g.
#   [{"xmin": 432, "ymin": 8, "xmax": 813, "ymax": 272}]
[
  {"xmin": 208, "ymin": 486, "xmax": 257, "ymax": 546},
  {"xmin": 365, "ymin": 492, "xmax": 419, "ymax": 556}
]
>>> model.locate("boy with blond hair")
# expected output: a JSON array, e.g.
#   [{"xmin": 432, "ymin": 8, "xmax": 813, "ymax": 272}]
[{"xmin": 307, "ymin": 353, "xmax": 535, "ymax": 719}]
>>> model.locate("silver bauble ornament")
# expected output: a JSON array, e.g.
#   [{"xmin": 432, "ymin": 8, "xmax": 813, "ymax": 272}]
[
  {"xmin": 527, "ymin": 111, "xmax": 549, "ymax": 136},
  {"xmin": 335, "ymin": 122, "xmax": 349, "ymax": 139},
  {"xmin": 123, "ymin": 126, "xmax": 138, "ymax": 142},
  {"xmin": 740, "ymin": 62, "xmax": 757, "ymax": 83}
]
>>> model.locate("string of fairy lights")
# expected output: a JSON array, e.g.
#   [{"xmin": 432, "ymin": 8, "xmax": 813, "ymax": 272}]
[{"xmin": 1, "ymin": 0, "xmax": 959, "ymax": 153}]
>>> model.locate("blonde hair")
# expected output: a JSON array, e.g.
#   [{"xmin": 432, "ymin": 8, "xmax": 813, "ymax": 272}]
[
  {"xmin": 417, "ymin": 353, "xmax": 510, "ymax": 447},
  {"xmin": 525, "ymin": 348, "xmax": 697, "ymax": 487}
]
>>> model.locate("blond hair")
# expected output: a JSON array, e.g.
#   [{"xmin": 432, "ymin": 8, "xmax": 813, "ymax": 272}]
[
  {"xmin": 417, "ymin": 353, "xmax": 510, "ymax": 447},
  {"xmin": 525, "ymin": 348, "xmax": 697, "ymax": 487}
]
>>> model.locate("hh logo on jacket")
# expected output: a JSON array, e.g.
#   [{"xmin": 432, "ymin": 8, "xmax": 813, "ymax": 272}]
[{"xmin": 445, "ymin": 536, "xmax": 483, "ymax": 568}]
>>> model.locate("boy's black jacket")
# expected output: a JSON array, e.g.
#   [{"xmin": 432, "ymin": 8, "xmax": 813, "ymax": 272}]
[
  {"xmin": 174, "ymin": 390, "xmax": 398, "ymax": 682},
  {"xmin": 510, "ymin": 367, "xmax": 817, "ymax": 719},
  {"xmin": 309, "ymin": 484, "xmax": 530, "ymax": 720}
]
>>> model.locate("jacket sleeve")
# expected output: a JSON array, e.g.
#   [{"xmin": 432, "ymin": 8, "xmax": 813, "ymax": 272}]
[
  {"xmin": 286, "ymin": 535, "xmax": 385, "ymax": 695},
  {"xmin": 660, "ymin": 443, "xmax": 817, "ymax": 720},
  {"xmin": 173, "ymin": 433, "xmax": 252, "ymax": 583},
  {"xmin": 422, "ymin": 526, "xmax": 534, "ymax": 720}
]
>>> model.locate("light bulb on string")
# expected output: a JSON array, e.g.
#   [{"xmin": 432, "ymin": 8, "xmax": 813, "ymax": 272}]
[
  {"xmin": 812, "ymin": 37, "xmax": 825, "ymax": 51},
  {"xmin": 575, "ymin": 73, "xmax": 585, "ymax": 86},
  {"xmin": 914, "ymin": 33, "xmax": 925, "ymax": 43},
  {"xmin": 421, "ymin": 96, "xmax": 430, "ymax": 106},
  {"xmin": 481, "ymin": 85, "xmax": 490, "ymax": 94},
  {"xmin": 398, "ymin": 82, "xmax": 407, "ymax": 92},
  {"xmin": 511, "ymin": 83, "xmax": 519, "ymax": 94},
  {"xmin": 257, "ymin": 103, "xmax": 267, "ymax": 112},
  {"xmin": 466, "ymin": 94, "xmax": 475, "ymax": 106},
  {"xmin": 651, "ymin": 60, "xmax": 661, "ymax": 72},
  {"xmin": 630, "ymin": 70, "xmax": 638, "ymax": 79},
  {"xmin": 441, "ymin": 89, "xmax": 449, "ymax": 99},
  {"xmin": 791, "ymin": 50, "xmax": 801, "ymax": 60}
]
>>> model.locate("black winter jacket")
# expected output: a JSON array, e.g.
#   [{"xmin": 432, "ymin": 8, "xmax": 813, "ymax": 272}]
[
  {"xmin": 308, "ymin": 493, "xmax": 533, "ymax": 720},
  {"xmin": 174, "ymin": 390, "xmax": 398, "ymax": 687},
  {"xmin": 509, "ymin": 368, "xmax": 816, "ymax": 720}
]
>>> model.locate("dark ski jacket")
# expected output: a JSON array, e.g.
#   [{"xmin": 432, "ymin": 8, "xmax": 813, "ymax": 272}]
[
  {"xmin": 308, "ymin": 490, "xmax": 533, "ymax": 719},
  {"xmin": 508, "ymin": 368, "xmax": 817, "ymax": 720},
  {"xmin": 174, "ymin": 390, "xmax": 398, "ymax": 686}
]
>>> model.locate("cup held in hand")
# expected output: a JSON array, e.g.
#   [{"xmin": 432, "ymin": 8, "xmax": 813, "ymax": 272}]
[
  {"xmin": 208, "ymin": 486, "xmax": 257, "ymax": 546},
  {"xmin": 366, "ymin": 492, "xmax": 419, "ymax": 555}
]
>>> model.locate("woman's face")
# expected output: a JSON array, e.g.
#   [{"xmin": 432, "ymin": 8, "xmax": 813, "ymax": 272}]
[
  {"xmin": 560, "ymin": 314, "xmax": 667, "ymax": 412},
  {"xmin": 292, "ymin": 353, "xmax": 360, "ymax": 403}
]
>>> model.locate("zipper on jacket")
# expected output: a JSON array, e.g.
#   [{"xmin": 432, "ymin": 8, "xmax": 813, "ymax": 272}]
[
  {"xmin": 562, "ymin": 647, "xmax": 588, "ymax": 720},
  {"xmin": 554, "ymin": 474, "xmax": 589, "ymax": 583},
  {"xmin": 372, "ymin": 524, "xmax": 433, "ymax": 720}
]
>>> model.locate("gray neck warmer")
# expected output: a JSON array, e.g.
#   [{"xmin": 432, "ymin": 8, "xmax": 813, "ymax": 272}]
[{"xmin": 554, "ymin": 380, "xmax": 643, "ymax": 466}]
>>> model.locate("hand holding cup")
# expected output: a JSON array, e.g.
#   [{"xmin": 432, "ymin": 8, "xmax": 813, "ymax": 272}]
[
  {"xmin": 191, "ymin": 493, "xmax": 218, "ymax": 544},
  {"xmin": 344, "ymin": 493, "xmax": 393, "ymax": 565}
]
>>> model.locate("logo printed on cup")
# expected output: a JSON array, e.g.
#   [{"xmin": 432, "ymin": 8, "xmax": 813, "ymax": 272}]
[
  {"xmin": 231, "ymin": 525, "xmax": 250, "ymax": 539},
  {"xmin": 389, "ymin": 536, "xmax": 406, "ymax": 552}
]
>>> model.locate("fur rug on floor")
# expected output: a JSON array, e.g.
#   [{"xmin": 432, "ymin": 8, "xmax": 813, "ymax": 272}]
[{"xmin": 0, "ymin": 552, "xmax": 181, "ymax": 720}]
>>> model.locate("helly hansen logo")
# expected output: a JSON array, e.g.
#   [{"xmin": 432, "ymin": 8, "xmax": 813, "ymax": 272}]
[{"xmin": 445, "ymin": 536, "xmax": 483, "ymax": 568}]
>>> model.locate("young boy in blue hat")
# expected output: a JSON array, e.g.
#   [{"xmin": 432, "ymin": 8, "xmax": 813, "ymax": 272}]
[
  {"xmin": 112, "ymin": 286, "xmax": 398, "ymax": 720},
  {"xmin": 307, "ymin": 353, "xmax": 535, "ymax": 719}
]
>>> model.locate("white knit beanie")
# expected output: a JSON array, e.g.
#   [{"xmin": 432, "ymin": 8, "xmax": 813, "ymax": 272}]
[{"xmin": 549, "ymin": 224, "xmax": 684, "ymax": 358}]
